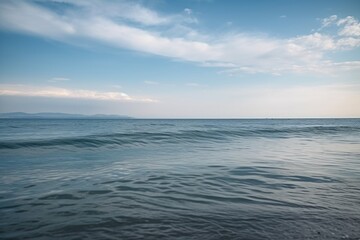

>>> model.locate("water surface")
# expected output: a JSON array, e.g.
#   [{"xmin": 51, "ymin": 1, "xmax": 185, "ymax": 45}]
[{"xmin": 0, "ymin": 119, "xmax": 359, "ymax": 239}]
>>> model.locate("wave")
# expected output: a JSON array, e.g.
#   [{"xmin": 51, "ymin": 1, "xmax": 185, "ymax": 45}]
[{"xmin": 0, "ymin": 125, "xmax": 358, "ymax": 149}]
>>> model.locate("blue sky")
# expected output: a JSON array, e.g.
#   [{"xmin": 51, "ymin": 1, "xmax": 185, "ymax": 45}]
[{"xmin": 0, "ymin": 0, "xmax": 359, "ymax": 118}]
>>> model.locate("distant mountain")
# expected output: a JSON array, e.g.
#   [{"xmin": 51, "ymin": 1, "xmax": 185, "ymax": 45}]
[{"xmin": 0, "ymin": 112, "xmax": 133, "ymax": 119}]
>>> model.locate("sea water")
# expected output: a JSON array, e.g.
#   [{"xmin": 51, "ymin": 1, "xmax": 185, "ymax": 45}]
[{"xmin": 0, "ymin": 119, "xmax": 359, "ymax": 239}]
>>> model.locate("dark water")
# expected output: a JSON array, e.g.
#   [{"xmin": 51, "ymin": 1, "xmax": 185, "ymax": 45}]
[{"xmin": 0, "ymin": 119, "xmax": 359, "ymax": 239}]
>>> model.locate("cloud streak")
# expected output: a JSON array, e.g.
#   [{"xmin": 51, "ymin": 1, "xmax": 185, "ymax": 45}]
[
  {"xmin": 0, "ymin": 1, "xmax": 359, "ymax": 75},
  {"xmin": 0, "ymin": 84, "xmax": 157, "ymax": 102},
  {"xmin": 48, "ymin": 77, "xmax": 70, "ymax": 83},
  {"xmin": 144, "ymin": 81, "xmax": 159, "ymax": 85}
]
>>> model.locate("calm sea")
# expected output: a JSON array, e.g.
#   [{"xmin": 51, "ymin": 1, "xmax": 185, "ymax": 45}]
[{"xmin": 0, "ymin": 119, "xmax": 359, "ymax": 239}]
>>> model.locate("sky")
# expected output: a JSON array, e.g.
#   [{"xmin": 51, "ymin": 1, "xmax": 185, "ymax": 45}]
[{"xmin": 0, "ymin": 0, "xmax": 359, "ymax": 118}]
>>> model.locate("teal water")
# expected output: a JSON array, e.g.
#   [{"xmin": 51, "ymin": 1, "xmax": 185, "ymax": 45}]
[{"xmin": 0, "ymin": 119, "xmax": 359, "ymax": 239}]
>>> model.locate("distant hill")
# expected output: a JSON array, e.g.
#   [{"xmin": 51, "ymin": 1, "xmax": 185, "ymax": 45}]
[{"xmin": 0, "ymin": 112, "xmax": 133, "ymax": 119}]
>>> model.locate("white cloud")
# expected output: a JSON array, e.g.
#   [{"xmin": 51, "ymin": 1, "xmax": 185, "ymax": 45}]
[
  {"xmin": 336, "ymin": 37, "xmax": 360, "ymax": 48},
  {"xmin": 0, "ymin": 84, "xmax": 157, "ymax": 102},
  {"xmin": 319, "ymin": 15, "xmax": 360, "ymax": 37},
  {"xmin": 0, "ymin": 1, "xmax": 359, "ymax": 75},
  {"xmin": 321, "ymin": 15, "xmax": 337, "ymax": 28},
  {"xmin": 201, "ymin": 61, "xmax": 237, "ymax": 68},
  {"xmin": 291, "ymin": 33, "xmax": 336, "ymax": 50},
  {"xmin": 0, "ymin": 1, "xmax": 75, "ymax": 38},
  {"xmin": 110, "ymin": 2, "xmax": 169, "ymax": 26},
  {"xmin": 337, "ymin": 16, "xmax": 360, "ymax": 37},
  {"xmin": 285, "ymin": 60, "xmax": 360, "ymax": 75},
  {"xmin": 48, "ymin": 0, "xmax": 170, "ymax": 26}
]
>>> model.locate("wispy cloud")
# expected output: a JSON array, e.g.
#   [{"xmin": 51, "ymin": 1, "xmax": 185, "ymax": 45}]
[
  {"xmin": 48, "ymin": 77, "xmax": 70, "ymax": 83},
  {"xmin": 186, "ymin": 82, "xmax": 200, "ymax": 87},
  {"xmin": 184, "ymin": 8, "xmax": 192, "ymax": 15},
  {"xmin": 0, "ymin": 1, "xmax": 359, "ymax": 75},
  {"xmin": 112, "ymin": 85, "xmax": 122, "ymax": 89},
  {"xmin": 144, "ymin": 80, "xmax": 159, "ymax": 85},
  {"xmin": 320, "ymin": 15, "xmax": 338, "ymax": 29},
  {"xmin": 0, "ymin": 84, "xmax": 157, "ymax": 102},
  {"xmin": 337, "ymin": 16, "xmax": 360, "ymax": 37}
]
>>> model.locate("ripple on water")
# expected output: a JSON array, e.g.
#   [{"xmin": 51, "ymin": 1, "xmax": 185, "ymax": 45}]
[{"xmin": 39, "ymin": 193, "xmax": 83, "ymax": 200}]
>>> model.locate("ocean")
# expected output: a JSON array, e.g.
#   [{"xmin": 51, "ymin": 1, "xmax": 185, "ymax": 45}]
[{"xmin": 0, "ymin": 119, "xmax": 359, "ymax": 239}]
